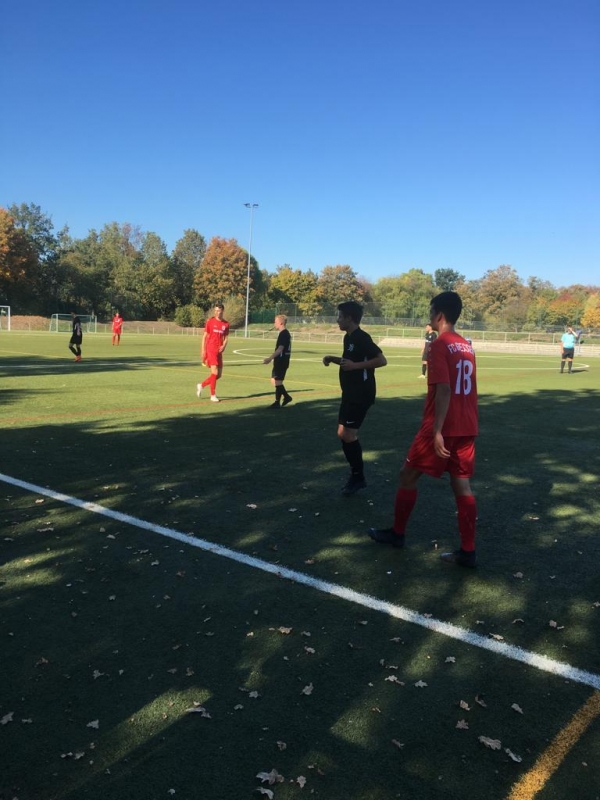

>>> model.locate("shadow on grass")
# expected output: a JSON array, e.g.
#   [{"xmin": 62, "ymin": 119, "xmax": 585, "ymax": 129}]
[{"xmin": 1, "ymin": 385, "xmax": 600, "ymax": 798}]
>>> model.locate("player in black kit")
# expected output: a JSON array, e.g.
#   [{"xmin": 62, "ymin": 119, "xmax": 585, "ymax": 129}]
[
  {"xmin": 263, "ymin": 314, "xmax": 293, "ymax": 408},
  {"xmin": 323, "ymin": 301, "xmax": 387, "ymax": 495},
  {"xmin": 420, "ymin": 323, "xmax": 437, "ymax": 378}
]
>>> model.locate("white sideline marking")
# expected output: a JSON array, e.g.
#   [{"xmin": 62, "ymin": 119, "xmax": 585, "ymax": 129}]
[{"xmin": 2, "ymin": 471, "xmax": 599, "ymax": 691}]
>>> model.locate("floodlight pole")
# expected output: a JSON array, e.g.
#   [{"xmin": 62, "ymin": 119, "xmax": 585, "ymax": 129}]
[{"xmin": 244, "ymin": 203, "xmax": 258, "ymax": 338}]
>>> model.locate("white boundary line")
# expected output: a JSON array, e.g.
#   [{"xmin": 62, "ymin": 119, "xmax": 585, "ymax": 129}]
[{"xmin": 2, "ymin": 471, "xmax": 599, "ymax": 691}]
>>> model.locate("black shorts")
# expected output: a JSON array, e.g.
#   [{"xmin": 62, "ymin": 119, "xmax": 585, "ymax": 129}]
[
  {"xmin": 271, "ymin": 359, "xmax": 289, "ymax": 381},
  {"xmin": 69, "ymin": 336, "xmax": 82, "ymax": 345},
  {"xmin": 562, "ymin": 348, "xmax": 574, "ymax": 359},
  {"xmin": 338, "ymin": 399, "xmax": 372, "ymax": 430},
  {"xmin": 421, "ymin": 348, "xmax": 429, "ymax": 361}
]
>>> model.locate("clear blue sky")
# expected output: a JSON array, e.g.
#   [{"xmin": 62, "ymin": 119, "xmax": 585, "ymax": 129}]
[{"xmin": 1, "ymin": 0, "xmax": 598, "ymax": 287}]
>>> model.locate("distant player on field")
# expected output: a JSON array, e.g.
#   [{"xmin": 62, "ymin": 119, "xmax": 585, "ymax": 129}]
[
  {"xmin": 69, "ymin": 312, "xmax": 83, "ymax": 362},
  {"xmin": 369, "ymin": 291, "xmax": 479, "ymax": 567},
  {"xmin": 420, "ymin": 323, "xmax": 437, "ymax": 378},
  {"xmin": 112, "ymin": 311, "xmax": 123, "ymax": 346},
  {"xmin": 197, "ymin": 303, "xmax": 229, "ymax": 403},
  {"xmin": 323, "ymin": 300, "xmax": 387, "ymax": 496},
  {"xmin": 560, "ymin": 326, "xmax": 578, "ymax": 374},
  {"xmin": 263, "ymin": 314, "xmax": 293, "ymax": 408}
]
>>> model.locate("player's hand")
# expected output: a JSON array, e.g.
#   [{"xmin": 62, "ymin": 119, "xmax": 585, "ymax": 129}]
[
  {"xmin": 433, "ymin": 432, "xmax": 450, "ymax": 458},
  {"xmin": 340, "ymin": 359, "xmax": 355, "ymax": 371},
  {"xmin": 322, "ymin": 356, "xmax": 331, "ymax": 366},
  {"xmin": 263, "ymin": 357, "xmax": 271, "ymax": 365}
]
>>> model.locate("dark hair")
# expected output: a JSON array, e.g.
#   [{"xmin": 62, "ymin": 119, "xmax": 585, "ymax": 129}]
[
  {"xmin": 214, "ymin": 303, "xmax": 224, "ymax": 310},
  {"xmin": 337, "ymin": 301, "xmax": 363, "ymax": 324},
  {"xmin": 430, "ymin": 291, "xmax": 462, "ymax": 325}
]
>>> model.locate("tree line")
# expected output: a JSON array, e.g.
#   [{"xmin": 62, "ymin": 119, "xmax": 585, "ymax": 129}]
[{"xmin": 1, "ymin": 202, "xmax": 599, "ymax": 329}]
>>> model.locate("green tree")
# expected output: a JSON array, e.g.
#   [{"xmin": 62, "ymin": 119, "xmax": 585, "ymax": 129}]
[
  {"xmin": 7, "ymin": 202, "xmax": 67, "ymax": 313},
  {"xmin": 434, "ymin": 268, "xmax": 465, "ymax": 292},
  {"xmin": 478, "ymin": 265, "xmax": 526, "ymax": 319},
  {"xmin": 372, "ymin": 269, "xmax": 435, "ymax": 319},
  {"xmin": 193, "ymin": 237, "xmax": 259, "ymax": 309},
  {"xmin": 172, "ymin": 229, "xmax": 206, "ymax": 307}
]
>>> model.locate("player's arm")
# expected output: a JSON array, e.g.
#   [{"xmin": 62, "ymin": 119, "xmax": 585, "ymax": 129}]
[
  {"xmin": 201, "ymin": 330, "xmax": 208, "ymax": 360},
  {"xmin": 323, "ymin": 355, "xmax": 343, "ymax": 367},
  {"xmin": 432, "ymin": 383, "xmax": 451, "ymax": 458},
  {"xmin": 263, "ymin": 345, "xmax": 285, "ymax": 365},
  {"xmin": 218, "ymin": 333, "xmax": 228, "ymax": 354},
  {"xmin": 340, "ymin": 352, "xmax": 387, "ymax": 371}
]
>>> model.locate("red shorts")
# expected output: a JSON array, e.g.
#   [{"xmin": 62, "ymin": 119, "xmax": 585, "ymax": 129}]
[
  {"xmin": 204, "ymin": 349, "xmax": 223, "ymax": 367},
  {"xmin": 405, "ymin": 432, "xmax": 475, "ymax": 478}
]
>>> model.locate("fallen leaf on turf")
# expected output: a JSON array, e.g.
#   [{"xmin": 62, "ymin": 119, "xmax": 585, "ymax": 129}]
[
  {"xmin": 593, "ymin": 601, "xmax": 600, "ymax": 608},
  {"xmin": 475, "ymin": 695, "xmax": 488, "ymax": 707},
  {"xmin": 511, "ymin": 703, "xmax": 524, "ymax": 714},
  {"xmin": 459, "ymin": 700, "xmax": 471, "ymax": 711},
  {"xmin": 385, "ymin": 675, "xmax": 405, "ymax": 685},
  {"xmin": 358, "ymin": 620, "xmax": 368, "ymax": 625},
  {"xmin": 301, "ymin": 631, "xmax": 311, "ymax": 637},
  {"xmin": 276, "ymin": 741, "xmax": 287, "ymax": 750},
  {"xmin": 513, "ymin": 572, "xmax": 524, "ymax": 578},
  {"xmin": 301, "ymin": 683, "xmax": 313, "ymax": 695},
  {"xmin": 1, "ymin": 712, "xmax": 14, "ymax": 725},
  {"xmin": 36, "ymin": 657, "xmax": 49, "ymax": 666},
  {"xmin": 445, "ymin": 656, "xmax": 456, "ymax": 663},
  {"xmin": 186, "ymin": 706, "xmax": 211, "ymax": 718},
  {"xmin": 86, "ymin": 720, "xmax": 100, "ymax": 729},
  {"xmin": 249, "ymin": 691, "xmax": 260, "ymax": 699},
  {"xmin": 288, "ymin": 508, "xmax": 297, "ymax": 512},
  {"xmin": 391, "ymin": 739, "xmax": 404, "ymax": 749},
  {"xmin": 256, "ymin": 769, "xmax": 284, "ymax": 785},
  {"xmin": 234, "ymin": 704, "xmax": 244, "ymax": 710},
  {"xmin": 35, "ymin": 499, "xmax": 45, "ymax": 504},
  {"xmin": 512, "ymin": 618, "xmax": 525, "ymax": 624},
  {"xmin": 489, "ymin": 633, "xmax": 504, "ymax": 641},
  {"xmin": 92, "ymin": 670, "xmax": 105, "ymax": 679},
  {"xmin": 278, "ymin": 627, "xmax": 292, "ymax": 635},
  {"xmin": 255, "ymin": 789, "xmax": 273, "ymax": 799},
  {"xmin": 304, "ymin": 646, "xmax": 315, "ymax": 654},
  {"xmin": 304, "ymin": 558, "xmax": 316, "ymax": 565},
  {"xmin": 37, "ymin": 527, "xmax": 54, "ymax": 533},
  {"xmin": 414, "ymin": 680, "xmax": 428, "ymax": 688},
  {"xmin": 296, "ymin": 775, "xmax": 307, "ymax": 787},
  {"xmin": 151, "ymin": 560, "xmax": 159, "ymax": 566},
  {"xmin": 246, "ymin": 504, "xmax": 257, "ymax": 509},
  {"xmin": 456, "ymin": 720, "xmax": 469, "ymax": 729},
  {"xmin": 74, "ymin": 752, "xmax": 85, "ymax": 760},
  {"xmin": 479, "ymin": 736, "xmax": 501, "ymax": 750},
  {"xmin": 505, "ymin": 747, "xmax": 523, "ymax": 763},
  {"xmin": 549, "ymin": 620, "xmax": 558, "ymax": 628}
]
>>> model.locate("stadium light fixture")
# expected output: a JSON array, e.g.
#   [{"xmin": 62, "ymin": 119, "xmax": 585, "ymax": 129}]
[{"xmin": 243, "ymin": 203, "xmax": 258, "ymax": 338}]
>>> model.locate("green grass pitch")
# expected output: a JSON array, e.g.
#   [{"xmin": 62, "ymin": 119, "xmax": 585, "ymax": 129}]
[{"xmin": 1, "ymin": 331, "xmax": 599, "ymax": 800}]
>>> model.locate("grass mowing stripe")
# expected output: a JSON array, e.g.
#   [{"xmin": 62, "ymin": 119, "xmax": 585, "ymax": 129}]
[
  {"xmin": 2, "ymin": 470, "xmax": 600, "ymax": 693},
  {"xmin": 506, "ymin": 692, "xmax": 600, "ymax": 799}
]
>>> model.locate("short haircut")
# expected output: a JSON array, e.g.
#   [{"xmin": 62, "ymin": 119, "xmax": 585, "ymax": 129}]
[
  {"xmin": 430, "ymin": 291, "xmax": 463, "ymax": 325},
  {"xmin": 214, "ymin": 303, "xmax": 224, "ymax": 310},
  {"xmin": 337, "ymin": 301, "xmax": 363, "ymax": 324},
  {"xmin": 275, "ymin": 314, "xmax": 287, "ymax": 325}
]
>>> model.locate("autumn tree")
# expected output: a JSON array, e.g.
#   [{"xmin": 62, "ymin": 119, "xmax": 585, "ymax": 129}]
[
  {"xmin": 193, "ymin": 237, "xmax": 260, "ymax": 311},
  {"xmin": 0, "ymin": 208, "xmax": 38, "ymax": 308},
  {"xmin": 317, "ymin": 265, "xmax": 367, "ymax": 309},
  {"xmin": 478, "ymin": 265, "xmax": 526, "ymax": 321},
  {"xmin": 269, "ymin": 265, "xmax": 320, "ymax": 314},
  {"xmin": 581, "ymin": 294, "xmax": 600, "ymax": 329},
  {"xmin": 171, "ymin": 229, "xmax": 206, "ymax": 307}
]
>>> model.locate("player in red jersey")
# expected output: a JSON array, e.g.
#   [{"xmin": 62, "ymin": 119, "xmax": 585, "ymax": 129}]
[
  {"xmin": 368, "ymin": 291, "xmax": 479, "ymax": 567},
  {"xmin": 112, "ymin": 311, "xmax": 123, "ymax": 346},
  {"xmin": 197, "ymin": 303, "xmax": 229, "ymax": 403}
]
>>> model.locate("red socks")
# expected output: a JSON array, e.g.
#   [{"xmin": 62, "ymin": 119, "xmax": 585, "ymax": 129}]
[
  {"xmin": 393, "ymin": 488, "xmax": 417, "ymax": 534},
  {"xmin": 456, "ymin": 494, "xmax": 477, "ymax": 551},
  {"xmin": 201, "ymin": 374, "xmax": 218, "ymax": 395}
]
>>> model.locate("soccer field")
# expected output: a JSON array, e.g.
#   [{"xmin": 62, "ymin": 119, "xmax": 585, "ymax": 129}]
[{"xmin": 1, "ymin": 332, "xmax": 599, "ymax": 800}]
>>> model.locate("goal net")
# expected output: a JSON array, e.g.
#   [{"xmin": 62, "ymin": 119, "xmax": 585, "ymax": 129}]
[
  {"xmin": 49, "ymin": 314, "xmax": 97, "ymax": 333},
  {"xmin": 0, "ymin": 306, "xmax": 10, "ymax": 331}
]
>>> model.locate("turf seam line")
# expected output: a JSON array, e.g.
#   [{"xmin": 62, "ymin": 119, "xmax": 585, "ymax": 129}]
[{"xmin": 2, "ymin": 470, "xmax": 599, "ymax": 692}]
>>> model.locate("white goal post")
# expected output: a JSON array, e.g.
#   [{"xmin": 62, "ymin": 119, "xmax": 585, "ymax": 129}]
[
  {"xmin": 0, "ymin": 306, "xmax": 10, "ymax": 331},
  {"xmin": 49, "ymin": 313, "xmax": 97, "ymax": 333}
]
